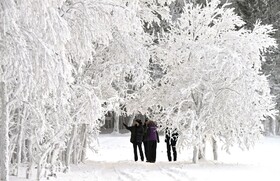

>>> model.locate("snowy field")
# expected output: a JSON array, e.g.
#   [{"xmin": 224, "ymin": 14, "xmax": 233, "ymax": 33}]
[{"xmin": 12, "ymin": 134, "xmax": 280, "ymax": 181}]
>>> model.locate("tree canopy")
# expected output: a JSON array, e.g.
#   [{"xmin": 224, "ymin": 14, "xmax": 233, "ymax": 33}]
[{"xmin": 0, "ymin": 0, "xmax": 278, "ymax": 180}]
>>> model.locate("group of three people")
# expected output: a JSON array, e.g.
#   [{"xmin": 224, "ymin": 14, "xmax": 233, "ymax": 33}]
[{"xmin": 123, "ymin": 119, "xmax": 178, "ymax": 162}]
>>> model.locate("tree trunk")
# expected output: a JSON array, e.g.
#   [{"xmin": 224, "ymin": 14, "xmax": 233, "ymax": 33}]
[
  {"xmin": 192, "ymin": 146, "xmax": 198, "ymax": 163},
  {"xmin": 26, "ymin": 139, "xmax": 33, "ymax": 179},
  {"xmin": 22, "ymin": 139, "xmax": 27, "ymax": 163},
  {"xmin": 36, "ymin": 146, "xmax": 52, "ymax": 181},
  {"xmin": 0, "ymin": 81, "xmax": 9, "ymax": 181},
  {"xmin": 113, "ymin": 111, "xmax": 119, "ymax": 133},
  {"xmin": 15, "ymin": 107, "xmax": 25, "ymax": 176},
  {"xmin": 50, "ymin": 144, "xmax": 60, "ymax": 176},
  {"xmin": 198, "ymin": 139, "xmax": 206, "ymax": 160},
  {"xmin": 212, "ymin": 137, "xmax": 218, "ymax": 161},
  {"xmin": 277, "ymin": 119, "xmax": 280, "ymax": 135},
  {"xmin": 65, "ymin": 124, "xmax": 77, "ymax": 171},
  {"xmin": 264, "ymin": 119, "xmax": 271, "ymax": 135},
  {"xmin": 270, "ymin": 118, "xmax": 276, "ymax": 135},
  {"xmin": 80, "ymin": 124, "xmax": 87, "ymax": 163},
  {"xmin": 72, "ymin": 140, "xmax": 78, "ymax": 165}
]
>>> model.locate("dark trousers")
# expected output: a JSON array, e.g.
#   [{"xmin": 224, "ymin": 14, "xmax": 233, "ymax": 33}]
[
  {"xmin": 147, "ymin": 141, "xmax": 157, "ymax": 162},
  {"xmin": 133, "ymin": 142, "xmax": 144, "ymax": 161},
  {"xmin": 143, "ymin": 141, "xmax": 148, "ymax": 161},
  {"xmin": 166, "ymin": 142, "xmax": 177, "ymax": 161}
]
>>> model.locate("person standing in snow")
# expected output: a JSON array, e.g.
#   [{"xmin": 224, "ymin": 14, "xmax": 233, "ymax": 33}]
[
  {"xmin": 146, "ymin": 120, "xmax": 159, "ymax": 163},
  {"xmin": 165, "ymin": 128, "xmax": 178, "ymax": 161},
  {"xmin": 143, "ymin": 118, "xmax": 149, "ymax": 161},
  {"xmin": 123, "ymin": 119, "xmax": 144, "ymax": 161}
]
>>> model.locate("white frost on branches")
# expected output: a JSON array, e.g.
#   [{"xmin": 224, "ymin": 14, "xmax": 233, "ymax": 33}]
[{"xmin": 131, "ymin": 0, "xmax": 278, "ymax": 155}]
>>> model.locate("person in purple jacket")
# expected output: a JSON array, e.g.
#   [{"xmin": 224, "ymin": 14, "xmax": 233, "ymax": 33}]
[{"xmin": 146, "ymin": 120, "xmax": 159, "ymax": 163}]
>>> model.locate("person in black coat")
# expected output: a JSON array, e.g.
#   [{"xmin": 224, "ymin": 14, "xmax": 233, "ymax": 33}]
[
  {"xmin": 123, "ymin": 119, "xmax": 144, "ymax": 161},
  {"xmin": 165, "ymin": 128, "xmax": 178, "ymax": 161},
  {"xmin": 143, "ymin": 118, "xmax": 149, "ymax": 161}
]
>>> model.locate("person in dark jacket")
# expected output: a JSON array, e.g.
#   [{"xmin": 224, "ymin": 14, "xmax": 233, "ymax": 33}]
[
  {"xmin": 123, "ymin": 119, "xmax": 144, "ymax": 161},
  {"xmin": 146, "ymin": 120, "xmax": 159, "ymax": 163},
  {"xmin": 143, "ymin": 118, "xmax": 149, "ymax": 161},
  {"xmin": 165, "ymin": 128, "xmax": 178, "ymax": 161}
]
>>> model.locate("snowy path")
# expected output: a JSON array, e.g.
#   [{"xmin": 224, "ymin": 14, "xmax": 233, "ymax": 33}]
[{"xmin": 12, "ymin": 134, "xmax": 280, "ymax": 181}]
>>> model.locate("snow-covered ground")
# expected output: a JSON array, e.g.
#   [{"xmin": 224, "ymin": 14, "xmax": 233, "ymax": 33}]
[{"xmin": 12, "ymin": 134, "xmax": 280, "ymax": 181}]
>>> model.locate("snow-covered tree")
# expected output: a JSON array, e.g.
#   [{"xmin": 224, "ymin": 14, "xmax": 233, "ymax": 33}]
[
  {"xmin": 128, "ymin": 0, "xmax": 278, "ymax": 163},
  {"xmin": 2, "ymin": 0, "xmax": 278, "ymax": 180},
  {"xmin": 58, "ymin": 0, "xmax": 152, "ymax": 171},
  {"xmin": 231, "ymin": 0, "xmax": 280, "ymax": 135},
  {"xmin": 0, "ymin": 0, "xmax": 72, "ymax": 180},
  {"xmin": 2, "ymin": 0, "xmax": 152, "ymax": 179}
]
